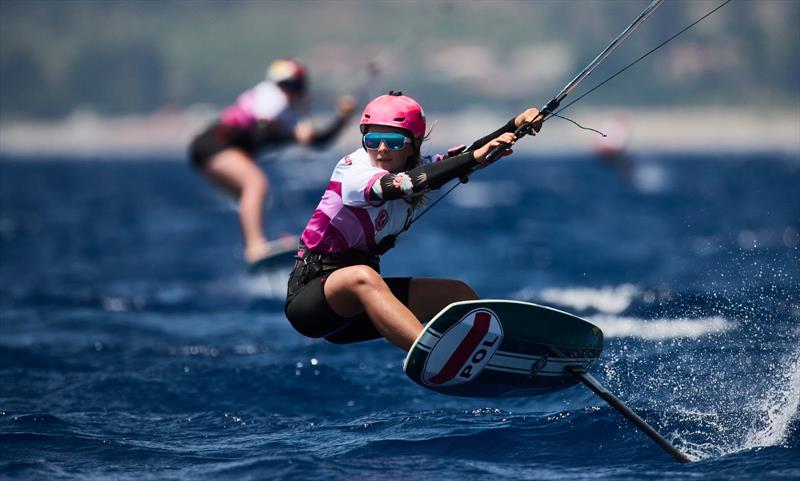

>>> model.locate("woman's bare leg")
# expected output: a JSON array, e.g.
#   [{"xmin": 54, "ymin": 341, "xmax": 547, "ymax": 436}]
[
  {"xmin": 204, "ymin": 149, "xmax": 271, "ymax": 262},
  {"xmin": 324, "ymin": 267, "xmax": 478, "ymax": 350}
]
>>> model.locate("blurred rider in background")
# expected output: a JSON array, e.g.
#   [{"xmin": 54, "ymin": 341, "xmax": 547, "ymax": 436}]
[{"xmin": 189, "ymin": 58, "xmax": 357, "ymax": 267}]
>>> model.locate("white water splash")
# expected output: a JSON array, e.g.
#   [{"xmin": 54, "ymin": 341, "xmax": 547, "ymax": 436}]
[
  {"xmin": 237, "ymin": 270, "xmax": 291, "ymax": 299},
  {"xmin": 672, "ymin": 348, "xmax": 800, "ymax": 461},
  {"xmin": 590, "ymin": 315, "xmax": 732, "ymax": 340},
  {"xmin": 742, "ymin": 350, "xmax": 800, "ymax": 449},
  {"xmin": 538, "ymin": 284, "xmax": 639, "ymax": 314},
  {"xmin": 631, "ymin": 163, "xmax": 670, "ymax": 193}
]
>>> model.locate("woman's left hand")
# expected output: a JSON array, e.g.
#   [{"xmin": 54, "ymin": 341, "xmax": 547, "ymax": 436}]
[{"xmin": 514, "ymin": 108, "xmax": 544, "ymax": 133}]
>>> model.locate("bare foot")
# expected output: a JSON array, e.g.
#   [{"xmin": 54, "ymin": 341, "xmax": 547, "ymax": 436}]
[
  {"xmin": 244, "ymin": 235, "xmax": 299, "ymax": 264},
  {"xmin": 244, "ymin": 241, "xmax": 271, "ymax": 264}
]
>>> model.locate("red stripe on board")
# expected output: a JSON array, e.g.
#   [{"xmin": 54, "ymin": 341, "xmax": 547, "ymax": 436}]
[{"xmin": 427, "ymin": 312, "xmax": 490, "ymax": 385}]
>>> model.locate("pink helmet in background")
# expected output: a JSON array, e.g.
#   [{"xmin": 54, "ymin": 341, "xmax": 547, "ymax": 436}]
[{"xmin": 359, "ymin": 91, "xmax": 426, "ymax": 140}]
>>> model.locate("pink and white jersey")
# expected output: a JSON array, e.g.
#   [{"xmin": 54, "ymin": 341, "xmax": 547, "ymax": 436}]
[
  {"xmin": 219, "ymin": 81, "xmax": 300, "ymax": 133},
  {"xmin": 301, "ymin": 148, "xmax": 441, "ymax": 254}
]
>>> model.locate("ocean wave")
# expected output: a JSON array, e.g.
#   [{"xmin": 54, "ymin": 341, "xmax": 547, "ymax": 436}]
[
  {"xmin": 526, "ymin": 284, "xmax": 640, "ymax": 314},
  {"xmin": 236, "ymin": 271, "xmax": 292, "ymax": 299},
  {"xmin": 589, "ymin": 315, "xmax": 733, "ymax": 340},
  {"xmin": 0, "ymin": 413, "xmax": 71, "ymax": 428}
]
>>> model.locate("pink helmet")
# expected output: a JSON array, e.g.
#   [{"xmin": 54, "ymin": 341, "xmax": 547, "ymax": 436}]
[{"xmin": 359, "ymin": 91, "xmax": 426, "ymax": 140}]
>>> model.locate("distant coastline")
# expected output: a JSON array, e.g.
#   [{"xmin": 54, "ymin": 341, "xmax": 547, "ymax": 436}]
[{"xmin": 1, "ymin": 107, "xmax": 798, "ymax": 158}]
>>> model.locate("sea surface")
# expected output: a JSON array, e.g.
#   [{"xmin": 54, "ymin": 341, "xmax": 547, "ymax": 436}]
[{"xmin": 1, "ymin": 151, "xmax": 798, "ymax": 480}]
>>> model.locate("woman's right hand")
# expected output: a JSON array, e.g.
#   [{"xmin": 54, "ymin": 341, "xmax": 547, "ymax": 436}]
[
  {"xmin": 515, "ymin": 108, "xmax": 544, "ymax": 132},
  {"xmin": 473, "ymin": 132, "xmax": 517, "ymax": 165}
]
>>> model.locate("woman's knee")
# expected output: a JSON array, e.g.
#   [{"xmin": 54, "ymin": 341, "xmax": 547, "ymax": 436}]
[
  {"xmin": 347, "ymin": 265, "xmax": 385, "ymax": 293},
  {"xmin": 326, "ymin": 265, "xmax": 386, "ymax": 303}
]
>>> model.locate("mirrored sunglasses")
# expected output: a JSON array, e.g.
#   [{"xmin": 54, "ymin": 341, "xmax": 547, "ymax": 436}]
[{"xmin": 363, "ymin": 132, "xmax": 412, "ymax": 150}]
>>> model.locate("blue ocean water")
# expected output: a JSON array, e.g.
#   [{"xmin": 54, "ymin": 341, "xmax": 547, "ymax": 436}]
[{"xmin": 1, "ymin": 152, "xmax": 798, "ymax": 480}]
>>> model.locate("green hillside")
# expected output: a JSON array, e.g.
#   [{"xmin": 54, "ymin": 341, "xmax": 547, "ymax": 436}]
[{"xmin": 1, "ymin": 0, "xmax": 797, "ymax": 119}]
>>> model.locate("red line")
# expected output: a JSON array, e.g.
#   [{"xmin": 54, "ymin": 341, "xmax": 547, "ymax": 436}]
[{"xmin": 427, "ymin": 312, "xmax": 490, "ymax": 385}]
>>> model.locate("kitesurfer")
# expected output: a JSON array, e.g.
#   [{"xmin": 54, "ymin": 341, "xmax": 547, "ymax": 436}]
[
  {"xmin": 188, "ymin": 58, "xmax": 357, "ymax": 267},
  {"xmin": 285, "ymin": 91, "xmax": 542, "ymax": 350}
]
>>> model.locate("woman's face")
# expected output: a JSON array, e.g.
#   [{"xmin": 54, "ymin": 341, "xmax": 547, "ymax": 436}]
[{"xmin": 364, "ymin": 125, "xmax": 415, "ymax": 173}]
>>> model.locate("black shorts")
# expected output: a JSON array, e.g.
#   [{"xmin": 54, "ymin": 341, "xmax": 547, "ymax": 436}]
[
  {"xmin": 188, "ymin": 123, "xmax": 256, "ymax": 169},
  {"xmin": 284, "ymin": 263, "xmax": 411, "ymax": 344}
]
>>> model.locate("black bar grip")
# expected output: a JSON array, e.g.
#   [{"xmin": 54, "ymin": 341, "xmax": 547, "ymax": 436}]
[
  {"xmin": 482, "ymin": 98, "xmax": 560, "ymax": 164},
  {"xmin": 483, "ymin": 123, "xmax": 529, "ymax": 164}
]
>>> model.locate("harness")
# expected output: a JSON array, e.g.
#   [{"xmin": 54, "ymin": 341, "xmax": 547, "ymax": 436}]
[{"xmin": 295, "ymin": 244, "xmax": 381, "ymax": 284}]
